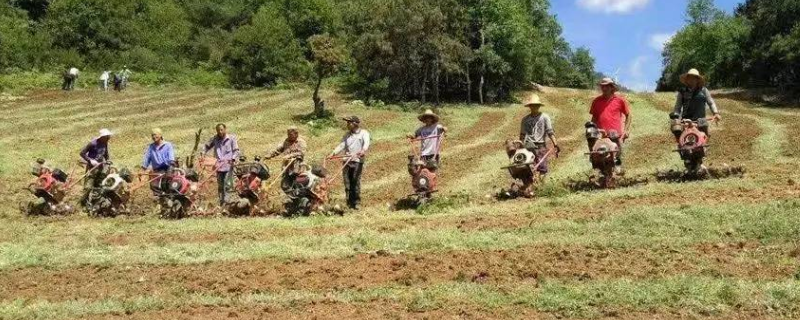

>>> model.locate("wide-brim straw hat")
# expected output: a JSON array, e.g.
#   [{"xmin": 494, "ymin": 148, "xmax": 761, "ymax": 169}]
[
  {"xmin": 417, "ymin": 109, "xmax": 440, "ymax": 122},
  {"xmin": 598, "ymin": 77, "xmax": 619, "ymax": 91},
  {"xmin": 523, "ymin": 94, "xmax": 544, "ymax": 107},
  {"xmin": 98, "ymin": 128, "xmax": 114, "ymax": 137},
  {"xmin": 680, "ymin": 68, "xmax": 706, "ymax": 87}
]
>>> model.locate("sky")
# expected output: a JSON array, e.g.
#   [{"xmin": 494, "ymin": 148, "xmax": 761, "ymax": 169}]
[{"xmin": 551, "ymin": 0, "xmax": 744, "ymax": 92}]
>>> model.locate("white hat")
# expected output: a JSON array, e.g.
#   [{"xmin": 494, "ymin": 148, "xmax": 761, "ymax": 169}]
[{"xmin": 98, "ymin": 128, "xmax": 114, "ymax": 137}]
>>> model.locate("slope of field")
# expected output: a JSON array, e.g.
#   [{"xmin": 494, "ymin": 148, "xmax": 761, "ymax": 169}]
[{"xmin": 1, "ymin": 87, "xmax": 799, "ymax": 320}]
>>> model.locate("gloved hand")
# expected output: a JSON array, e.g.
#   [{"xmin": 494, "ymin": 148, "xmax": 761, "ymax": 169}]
[{"xmin": 89, "ymin": 159, "xmax": 99, "ymax": 167}]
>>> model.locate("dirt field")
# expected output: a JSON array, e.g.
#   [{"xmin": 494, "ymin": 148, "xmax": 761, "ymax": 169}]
[{"xmin": 1, "ymin": 87, "xmax": 799, "ymax": 320}]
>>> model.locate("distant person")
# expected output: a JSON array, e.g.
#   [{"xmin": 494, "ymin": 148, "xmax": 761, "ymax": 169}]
[
  {"xmin": 119, "ymin": 66, "xmax": 132, "ymax": 90},
  {"xmin": 67, "ymin": 67, "xmax": 79, "ymax": 90},
  {"xmin": 519, "ymin": 94, "xmax": 560, "ymax": 180},
  {"xmin": 266, "ymin": 126, "xmax": 307, "ymax": 191},
  {"xmin": 329, "ymin": 116, "xmax": 370, "ymax": 210},
  {"xmin": 99, "ymin": 71, "xmax": 110, "ymax": 91},
  {"xmin": 112, "ymin": 73, "xmax": 122, "ymax": 92},
  {"xmin": 673, "ymin": 68, "xmax": 722, "ymax": 137},
  {"xmin": 202, "ymin": 123, "xmax": 240, "ymax": 206},
  {"xmin": 589, "ymin": 78, "xmax": 631, "ymax": 174},
  {"xmin": 407, "ymin": 109, "xmax": 447, "ymax": 165}
]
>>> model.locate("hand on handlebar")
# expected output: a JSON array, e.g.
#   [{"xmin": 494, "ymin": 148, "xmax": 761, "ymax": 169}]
[{"xmin": 712, "ymin": 114, "xmax": 722, "ymax": 122}]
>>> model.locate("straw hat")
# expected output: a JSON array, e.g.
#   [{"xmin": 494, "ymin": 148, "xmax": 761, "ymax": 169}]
[
  {"xmin": 417, "ymin": 109, "xmax": 440, "ymax": 122},
  {"xmin": 151, "ymin": 128, "xmax": 163, "ymax": 136},
  {"xmin": 598, "ymin": 77, "xmax": 618, "ymax": 91},
  {"xmin": 680, "ymin": 68, "xmax": 706, "ymax": 87},
  {"xmin": 523, "ymin": 94, "xmax": 544, "ymax": 107},
  {"xmin": 98, "ymin": 128, "xmax": 114, "ymax": 137}
]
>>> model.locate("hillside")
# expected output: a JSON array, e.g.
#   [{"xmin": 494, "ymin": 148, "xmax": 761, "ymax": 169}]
[{"xmin": 1, "ymin": 87, "xmax": 799, "ymax": 319}]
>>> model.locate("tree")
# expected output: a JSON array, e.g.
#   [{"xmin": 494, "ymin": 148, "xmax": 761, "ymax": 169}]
[
  {"xmin": 686, "ymin": 0, "xmax": 724, "ymax": 25},
  {"xmin": 224, "ymin": 6, "xmax": 306, "ymax": 88},
  {"xmin": 308, "ymin": 34, "xmax": 346, "ymax": 117}
]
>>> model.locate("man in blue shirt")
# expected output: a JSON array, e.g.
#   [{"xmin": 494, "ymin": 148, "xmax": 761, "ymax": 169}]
[
  {"xmin": 141, "ymin": 128, "xmax": 176, "ymax": 173},
  {"xmin": 141, "ymin": 128, "xmax": 176, "ymax": 195}
]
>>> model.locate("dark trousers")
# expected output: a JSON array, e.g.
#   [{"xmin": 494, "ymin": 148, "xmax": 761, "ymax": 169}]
[
  {"xmin": 610, "ymin": 138, "xmax": 623, "ymax": 166},
  {"xmin": 216, "ymin": 171, "xmax": 230, "ymax": 205},
  {"xmin": 343, "ymin": 162, "xmax": 364, "ymax": 208}
]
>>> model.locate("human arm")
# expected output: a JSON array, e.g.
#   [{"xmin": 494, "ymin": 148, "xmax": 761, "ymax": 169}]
[
  {"xmin": 79, "ymin": 142, "xmax": 95, "ymax": 165},
  {"xmin": 673, "ymin": 92, "xmax": 683, "ymax": 115},
  {"xmin": 358, "ymin": 131, "xmax": 371, "ymax": 157},
  {"xmin": 141, "ymin": 145, "xmax": 152, "ymax": 169},
  {"xmin": 230, "ymin": 136, "xmax": 241, "ymax": 162},
  {"xmin": 622, "ymin": 98, "xmax": 632, "ymax": 139},
  {"xmin": 544, "ymin": 115, "xmax": 560, "ymax": 154},
  {"xmin": 166, "ymin": 143, "xmax": 176, "ymax": 164},
  {"xmin": 704, "ymin": 88, "xmax": 721, "ymax": 120},
  {"xmin": 330, "ymin": 137, "xmax": 346, "ymax": 157}
]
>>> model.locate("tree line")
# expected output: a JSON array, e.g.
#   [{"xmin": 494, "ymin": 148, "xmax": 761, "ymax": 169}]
[
  {"xmin": 657, "ymin": 0, "xmax": 800, "ymax": 91},
  {"xmin": 0, "ymin": 0, "xmax": 596, "ymax": 104}
]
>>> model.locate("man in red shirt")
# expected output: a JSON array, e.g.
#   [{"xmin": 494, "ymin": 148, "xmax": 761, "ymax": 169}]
[{"xmin": 589, "ymin": 78, "xmax": 632, "ymax": 174}]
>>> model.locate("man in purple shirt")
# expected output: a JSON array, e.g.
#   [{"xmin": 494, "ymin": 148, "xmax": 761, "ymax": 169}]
[
  {"xmin": 202, "ymin": 123, "xmax": 240, "ymax": 205},
  {"xmin": 79, "ymin": 128, "xmax": 113, "ymax": 204}
]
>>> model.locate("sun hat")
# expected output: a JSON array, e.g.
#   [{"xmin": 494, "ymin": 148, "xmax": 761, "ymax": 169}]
[
  {"xmin": 680, "ymin": 68, "xmax": 706, "ymax": 87},
  {"xmin": 598, "ymin": 77, "xmax": 619, "ymax": 91},
  {"xmin": 151, "ymin": 128, "xmax": 163, "ymax": 136},
  {"xmin": 417, "ymin": 109, "xmax": 440, "ymax": 122},
  {"xmin": 341, "ymin": 116, "xmax": 361, "ymax": 124},
  {"xmin": 287, "ymin": 126, "xmax": 299, "ymax": 133},
  {"xmin": 98, "ymin": 128, "xmax": 114, "ymax": 137},
  {"xmin": 523, "ymin": 94, "xmax": 544, "ymax": 107}
]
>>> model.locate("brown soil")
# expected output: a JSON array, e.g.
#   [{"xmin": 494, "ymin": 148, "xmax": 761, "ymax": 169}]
[
  {"xmin": 2, "ymin": 244, "xmax": 796, "ymax": 303},
  {"xmin": 81, "ymin": 302, "xmax": 785, "ymax": 320}
]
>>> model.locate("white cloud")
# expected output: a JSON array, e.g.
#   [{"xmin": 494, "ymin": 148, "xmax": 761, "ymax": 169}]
[
  {"xmin": 576, "ymin": 0, "xmax": 651, "ymax": 14},
  {"xmin": 648, "ymin": 32, "xmax": 675, "ymax": 51},
  {"xmin": 628, "ymin": 56, "xmax": 648, "ymax": 79}
]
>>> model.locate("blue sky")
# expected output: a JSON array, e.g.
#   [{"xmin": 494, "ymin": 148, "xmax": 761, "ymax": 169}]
[{"xmin": 551, "ymin": 0, "xmax": 743, "ymax": 91}]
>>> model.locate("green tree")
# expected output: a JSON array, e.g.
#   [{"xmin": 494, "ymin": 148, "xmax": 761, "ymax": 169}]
[
  {"xmin": 308, "ymin": 34, "xmax": 346, "ymax": 117},
  {"xmin": 224, "ymin": 6, "xmax": 306, "ymax": 87}
]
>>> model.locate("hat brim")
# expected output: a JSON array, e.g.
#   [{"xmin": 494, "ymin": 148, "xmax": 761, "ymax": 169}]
[
  {"xmin": 418, "ymin": 114, "xmax": 439, "ymax": 121},
  {"xmin": 680, "ymin": 73, "xmax": 706, "ymax": 87},
  {"xmin": 341, "ymin": 118, "xmax": 359, "ymax": 123},
  {"xmin": 524, "ymin": 102, "xmax": 544, "ymax": 107},
  {"xmin": 598, "ymin": 82, "xmax": 619, "ymax": 90}
]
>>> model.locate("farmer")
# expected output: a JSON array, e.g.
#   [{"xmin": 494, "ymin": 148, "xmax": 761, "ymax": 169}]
[
  {"xmin": 589, "ymin": 78, "xmax": 631, "ymax": 173},
  {"xmin": 407, "ymin": 109, "xmax": 447, "ymax": 165},
  {"xmin": 99, "ymin": 71, "xmax": 110, "ymax": 91},
  {"xmin": 265, "ymin": 126, "xmax": 307, "ymax": 191},
  {"xmin": 202, "ymin": 123, "xmax": 240, "ymax": 206},
  {"xmin": 329, "ymin": 116, "xmax": 371, "ymax": 210},
  {"xmin": 119, "ymin": 66, "xmax": 132, "ymax": 90},
  {"xmin": 519, "ymin": 94, "xmax": 560, "ymax": 179},
  {"xmin": 67, "ymin": 67, "xmax": 79, "ymax": 90},
  {"xmin": 141, "ymin": 128, "xmax": 176, "ymax": 173},
  {"xmin": 79, "ymin": 128, "xmax": 113, "ymax": 203},
  {"xmin": 673, "ymin": 68, "xmax": 721, "ymax": 137}
]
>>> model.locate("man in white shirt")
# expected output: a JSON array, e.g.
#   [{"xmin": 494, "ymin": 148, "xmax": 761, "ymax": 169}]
[
  {"xmin": 99, "ymin": 71, "xmax": 110, "ymax": 91},
  {"xmin": 329, "ymin": 116, "xmax": 371, "ymax": 209}
]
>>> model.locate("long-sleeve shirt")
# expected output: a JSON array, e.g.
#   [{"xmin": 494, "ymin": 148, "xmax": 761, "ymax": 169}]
[
  {"xmin": 142, "ymin": 142, "xmax": 176, "ymax": 172},
  {"xmin": 269, "ymin": 137, "xmax": 307, "ymax": 159},
  {"xmin": 80, "ymin": 138, "xmax": 109, "ymax": 164},
  {"xmin": 674, "ymin": 87, "xmax": 719, "ymax": 120},
  {"xmin": 333, "ymin": 129, "xmax": 371, "ymax": 163},
  {"xmin": 203, "ymin": 134, "xmax": 240, "ymax": 172}
]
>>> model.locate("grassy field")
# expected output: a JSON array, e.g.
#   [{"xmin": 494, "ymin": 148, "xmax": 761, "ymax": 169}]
[{"xmin": 1, "ymin": 86, "xmax": 799, "ymax": 319}]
